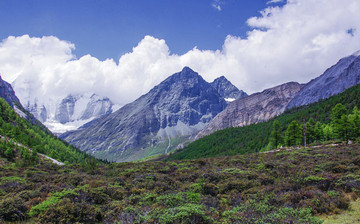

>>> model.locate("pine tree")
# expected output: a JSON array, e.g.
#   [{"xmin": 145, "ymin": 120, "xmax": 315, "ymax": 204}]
[
  {"xmin": 331, "ymin": 103, "xmax": 347, "ymax": 139},
  {"xmin": 314, "ymin": 121, "xmax": 323, "ymax": 142},
  {"xmin": 338, "ymin": 115, "xmax": 352, "ymax": 141},
  {"xmin": 349, "ymin": 106, "xmax": 360, "ymax": 139},
  {"xmin": 269, "ymin": 120, "xmax": 282, "ymax": 149},
  {"xmin": 323, "ymin": 124, "xmax": 334, "ymax": 141},
  {"xmin": 305, "ymin": 118, "xmax": 316, "ymax": 144},
  {"xmin": 285, "ymin": 120, "xmax": 302, "ymax": 147}
]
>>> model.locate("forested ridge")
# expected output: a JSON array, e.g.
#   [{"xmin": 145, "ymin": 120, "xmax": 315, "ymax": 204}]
[
  {"xmin": 168, "ymin": 84, "xmax": 360, "ymax": 161},
  {"xmin": 0, "ymin": 98, "xmax": 98, "ymax": 164}
]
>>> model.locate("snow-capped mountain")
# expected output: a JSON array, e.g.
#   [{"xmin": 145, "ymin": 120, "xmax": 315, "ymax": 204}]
[
  {"xmin": 10, "ymin": 74, "xmax": 119, "ymax": 134},
  {"xmin": 44, "ymin": 93, "xmax": 118, "ymax": 134}
]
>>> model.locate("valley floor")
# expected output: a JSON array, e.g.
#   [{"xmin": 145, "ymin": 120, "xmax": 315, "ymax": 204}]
[{"xmin": 1, "ymin": 143, "xmax": 360, "ymax": 223}]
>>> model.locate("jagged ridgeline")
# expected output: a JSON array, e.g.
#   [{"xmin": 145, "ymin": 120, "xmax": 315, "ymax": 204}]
[
  {"xmin": 168, "ymin": 84, "xmax": 360, "ymax": 160},
  {"xmin": 0, "ymin": 98, "xmax": 95, "ymax": 164}
]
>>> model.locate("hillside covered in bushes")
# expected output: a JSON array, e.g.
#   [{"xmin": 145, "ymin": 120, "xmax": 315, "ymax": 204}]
[{"xmin": 1, "ymin": 141, "xmax": 360, "ymax": 223}]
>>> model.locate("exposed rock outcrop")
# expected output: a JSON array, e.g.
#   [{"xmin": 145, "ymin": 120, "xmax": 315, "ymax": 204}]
[
  {"xmin": 287, "ymin": 52, "xmax": 360, "ymax": 109},
  {"xmin": 210, "ymin": 76, "xmax": 247, "ymax": 101},
  {"xmin": 196, "ymin": 82, "xmax": 303, "ymax": 138}
]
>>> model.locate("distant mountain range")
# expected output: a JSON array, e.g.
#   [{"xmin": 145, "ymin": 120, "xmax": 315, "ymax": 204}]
[
  {"xmin": 61, "ymin": 67, "xmax": 247, "ymax": 162},
  {"xmin": 62, "ymin": 52, "xmax": 360, "ymax": 162},
  {"xmin": 1, "ymin": 51, "xmax": 359, "ymax": 162}
]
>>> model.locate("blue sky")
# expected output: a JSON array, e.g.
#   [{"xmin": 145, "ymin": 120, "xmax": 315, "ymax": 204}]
[
  {"xmin": 0, "ymin": 0, "xmax": 359, "ymax": 107},
  {"xmin": 0, "ymin": 0, "xmax": 279, "ymax": 60}
]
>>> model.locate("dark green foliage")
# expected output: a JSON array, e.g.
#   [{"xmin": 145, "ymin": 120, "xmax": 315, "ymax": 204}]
[
  {"xmin": 0, "ymin": 196, "xmax": 28, "ymax": 221},
  {"xmin": 1, "ymin": 142, "xmax": 359, "ymax": 223},
  {"xmin": 285, "ymin": 120, "xmax": 302, "ymax": 147},
  {"xmin": 4, "ymin": 147, "xmax": 14, "ymax": 159},
  {"xmin": 269, "ymin": 120, "xmax": 282, "ymax": 149},
  {"xmin": 222, "ymin": 199, "xmax": 322, "ymax": 224},
  {"xmin": 37, "ymin": 198, "xmax": 102, "ymax": 224},
  {"xmin": 306, "ymin": 118, "xmax": 316, "ymax": 144},
  {"xmin": 169, "ymin": 84, "xmax": 360, "ymax": 160}
]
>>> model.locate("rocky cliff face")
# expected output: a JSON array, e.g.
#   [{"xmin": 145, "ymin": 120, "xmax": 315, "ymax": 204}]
[
  {"xmin": 211, "ymin": 76, "xmax": 247, "ymax": 101},
  {"xmin": 196, "ymin": 82, "xmax": 303, "ymax": 138},
  {"xmin": 62, "ymin": 67, "xmax": 228, "ymax": 162},
  {"xmin": 287, "ymin": 52, "xmax": 360, "ymax": 109},
  {"xmin": 55, "ymin": 94, "xmax": 113, "ymax": 124},
  {"xmin": 0, "ymin": 75, "xmax": 21, "ymax": 107}
]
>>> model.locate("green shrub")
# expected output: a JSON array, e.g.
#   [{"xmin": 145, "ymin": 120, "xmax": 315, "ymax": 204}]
[
  {"xmin": 0, "ymin": 196, "xmax": 28, "ymax": 221},
  {"xmin": 156, "ymin": 193, "xmax": 185, "ymax": 207},
  {"xmin": 28, "ymin": 188, "xmax": 79, "ymax": 217},
  {"xmin": 37, "ymin": 198, "xmax": 101, "ymax": 223},
  {"xmin": 304, "ymin": 175, "xmax": 327, "ymax": 184},
  {"xmin": 222, "ymin": 200, "xmax": 322, "ymax": 224},
  {"xmin": 159, "ymin": 204, "xmax": 211, "ymax": 224}
]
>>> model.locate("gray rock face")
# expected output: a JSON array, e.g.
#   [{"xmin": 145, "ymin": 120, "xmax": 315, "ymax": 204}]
[
  {"xmin": 287, "ymin": 53, "xmax": 360, "ymax": 109},
  {"xmin": 196, "ymin": 82, "xmax": 303, "ymax": 138},
  {"xmin": 56, "ymin": 95, "xmax": 76, "ymax": 124},
  {"xmin": 0, "ymin": 75, "xmax": 20, "ymax": 107},
  {"xmin": 81, "ymin": 94, "xmax": 114, "ymax": 120},
  {"xmin": 62, "ymin": 67, "xmax": 227, "ymax": 162},
  {"xmin": 55, "ymin": 94, "xmax": 113, "ymax": 124},
  {"xmin": 211, "ymin": 76, "xmax": 247, "ymax": 100}
]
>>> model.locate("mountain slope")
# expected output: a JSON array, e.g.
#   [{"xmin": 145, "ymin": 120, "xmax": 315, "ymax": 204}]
[
  {"xmin": 210, "ymin": 76, "xmax": 247, "ymax": 101},
  {"xmin": 287, "ymin": 52, "xmax": 360, "ymax": 109},
  {"xmin": 169, "ymin": 83, "xmax": 360, "ymax": 161},
  {"xmin": 197, "ymin": 82, "xmax": 303, "ymax": 138},
  {"xmin": 62, "ymin": 67, "xmax": 228, "ymax": 162}
]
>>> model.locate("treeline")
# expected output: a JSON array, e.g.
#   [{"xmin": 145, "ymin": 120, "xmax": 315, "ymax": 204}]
[
  {"xmin": 168, "ymin": 84, "xmax": 360, "ymax": 160},
  {"xmin": 0, "ymin": 98, "xmax": 99, "ymax": 164},
  {"xmin": 268, "ymin": 103, "xmax": 360, "ymax": 149}
]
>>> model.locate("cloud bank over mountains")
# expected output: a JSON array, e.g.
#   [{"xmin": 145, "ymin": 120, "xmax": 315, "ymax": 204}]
[{"xmin": 0, "ymin": 0, "xmax": 359, "ymax": 107}]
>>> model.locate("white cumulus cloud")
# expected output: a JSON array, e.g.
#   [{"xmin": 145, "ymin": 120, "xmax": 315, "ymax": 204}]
[{"xmin": 0, "ymin": 0, "xmax": 359, "ymax": 109}]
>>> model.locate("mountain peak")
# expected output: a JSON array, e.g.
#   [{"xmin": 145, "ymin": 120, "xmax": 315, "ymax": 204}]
[
  {"xmin": 211, "ymin": 75, "xmax": 247, "ymax": 100},
  {"xmin": 181, "ymin": 66, "xmax": 194, "ymax": 73},
  {"xmin": 177, "ymin": 66, "xmax": 200, "ymax": 79},
  {"xmin": 62, "ymin": 67, "xmax": 227, "ymax": 162}
]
